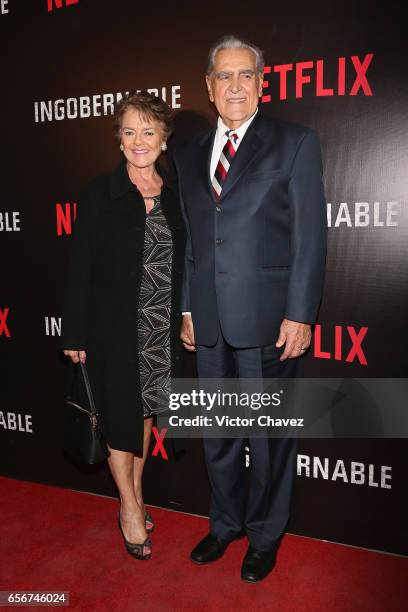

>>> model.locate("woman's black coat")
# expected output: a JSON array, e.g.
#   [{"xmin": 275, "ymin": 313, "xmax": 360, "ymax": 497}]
[{"xmin": 60, "ymin": 160, "xmax": 186, "ymax": 453}]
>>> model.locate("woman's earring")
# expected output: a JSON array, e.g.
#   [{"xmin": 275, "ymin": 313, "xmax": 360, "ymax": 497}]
[
  {"xmin": 120, "ymin": 144, "xmax": 124, "ymax": 151},
  {"xmin": 161, "ymin": 143, "xmax": 167, "ymax": 151}
]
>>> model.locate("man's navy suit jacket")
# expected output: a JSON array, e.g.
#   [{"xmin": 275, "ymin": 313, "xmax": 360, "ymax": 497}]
[{"xmin": 173, "ymin": 111, "xmax": 327, "ymax": 348}]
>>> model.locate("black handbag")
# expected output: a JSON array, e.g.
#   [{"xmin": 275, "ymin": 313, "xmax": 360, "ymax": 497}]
[{"xmin": 63, "ymin": 361, "xmax": 109, "ymax": 464}]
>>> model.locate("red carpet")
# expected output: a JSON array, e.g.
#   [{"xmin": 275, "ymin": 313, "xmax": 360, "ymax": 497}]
[{"xmin": 0, "ymin": 476, "xmax": 406, "ymax": 611}]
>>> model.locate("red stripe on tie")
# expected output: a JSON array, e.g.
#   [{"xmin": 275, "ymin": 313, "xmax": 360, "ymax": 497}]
[
  {"xmin": 226, "ymin": 139, "xmax": 236, "ymax": 157},
  {"xmin": 211, "ymin": 131, "xmax": 238, "ymax": 200},
  {"xmin": 217, "ymin": 162, "xmax": 227, "ymax": 179}
]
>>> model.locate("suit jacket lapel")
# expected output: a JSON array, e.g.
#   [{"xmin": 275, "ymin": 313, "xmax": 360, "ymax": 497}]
[
  {"xmin": 219, "ymin": 117, "xmax": 264, "ymax": 202},
  {"xmin": 198, "ymin": 128, "xmax": 216, "ymax": 201}
]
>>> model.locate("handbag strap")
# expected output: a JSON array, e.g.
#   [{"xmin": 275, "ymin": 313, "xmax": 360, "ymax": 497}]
[{"xmin": 79, "ymin": 361, "xmax": 97, "ymax": 415}]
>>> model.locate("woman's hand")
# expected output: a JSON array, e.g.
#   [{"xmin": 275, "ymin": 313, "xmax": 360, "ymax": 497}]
[{"xmin": 63, "ymin": 350, "xmax": 86, "ymax": 364}]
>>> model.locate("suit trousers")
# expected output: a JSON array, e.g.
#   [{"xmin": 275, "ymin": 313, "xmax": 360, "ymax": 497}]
[{"xmin": 196, "ymin": 327, "xmax": 300, "ymax": 552}]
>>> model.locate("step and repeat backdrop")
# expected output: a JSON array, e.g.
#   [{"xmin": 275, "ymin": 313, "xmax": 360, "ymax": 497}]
[{"xmin": 1, "ymin": 1, "xmax": 407, "ymax": 555}]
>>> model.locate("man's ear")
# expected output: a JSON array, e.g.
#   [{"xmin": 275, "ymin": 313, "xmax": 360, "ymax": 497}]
[
  {"xmin": 206, "ymin": 75, "xmax": 214, "ymax": 102},
  {"xmin": 258, "ymin": 73, "xmax": 263, "ymax": 97}
]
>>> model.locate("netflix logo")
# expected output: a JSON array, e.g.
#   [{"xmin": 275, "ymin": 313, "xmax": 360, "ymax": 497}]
[
  {"xmin": 313, "ymin": 325, "xmax": 368, "ymax": 365},
  {"xmin": 151, "ymin": 427, "xmax": 168, "ymax": 460},
  {"xmin": 56, "ymin": 202, "xmax": 76, "ymax": 236},
  {"xmin": 0, "ymin": 308, "xmax": 11, "ymax": 338},
  {"xmin": 47, "ymin": 0, "xmax": 79, "ymax": 12},
  {"xmin": 262, "ymin": 54, "xmax": 373, "ymax": 101}
]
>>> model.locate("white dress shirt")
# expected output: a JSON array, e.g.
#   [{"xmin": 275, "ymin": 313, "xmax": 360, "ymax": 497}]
[
  {"xmin": 182, "ymin": 108, "xmax": 259, "ymax": 316},
  {"xmin": 210, "ymin": 108, "xmax": 259, "ymax": 179}
]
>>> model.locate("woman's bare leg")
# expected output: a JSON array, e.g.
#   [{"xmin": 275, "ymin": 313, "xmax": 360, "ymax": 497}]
[
  {"xmin": 133, "ymin": 417, "xmax": 153, "ymax": 514},
  {"xmin": 107, "ymin": 446, "xmax": 150, "ymax": 553}
]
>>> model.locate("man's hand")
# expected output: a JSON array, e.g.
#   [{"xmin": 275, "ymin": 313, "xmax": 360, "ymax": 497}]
[
  {"xmin": 276, "ymin": 319, "xmax": 311, "ymax": 361},
  {"xmin": 63, "ymin": 350, "xmax": 86, "ymax": 364},
  {"xmin": 180, "ymin": 314, "xmax": 196, "ymax": 352}
]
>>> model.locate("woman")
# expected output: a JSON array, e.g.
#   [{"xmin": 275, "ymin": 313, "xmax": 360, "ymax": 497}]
[{"xmin": 61, "ymin": 91, "xmax": 185, "ymax": 560}]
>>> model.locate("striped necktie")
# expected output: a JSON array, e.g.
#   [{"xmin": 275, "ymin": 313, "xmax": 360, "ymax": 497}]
[{"xmin": 212, "ymin": 130, "xmax": 238, "ymax": 200}]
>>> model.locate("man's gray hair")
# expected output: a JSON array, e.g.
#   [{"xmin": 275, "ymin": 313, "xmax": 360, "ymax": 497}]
[{"xmin": 207, "ymin": 35, "xmax": 265, "ymax": 75}]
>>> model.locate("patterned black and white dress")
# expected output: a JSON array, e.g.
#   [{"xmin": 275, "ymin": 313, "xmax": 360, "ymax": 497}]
[{"xmin": 138, "ymin": 195, "xmax": 173, "ymax": 418}]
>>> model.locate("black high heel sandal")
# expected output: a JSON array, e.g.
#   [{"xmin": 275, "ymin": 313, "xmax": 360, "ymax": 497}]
[
  {"xmin": 117, "ymin": 512, "xmax": 152, "ymax": 560},
  {"xmin": 145, "ymin": 510, "xmax": 154, "ymax": 534}
]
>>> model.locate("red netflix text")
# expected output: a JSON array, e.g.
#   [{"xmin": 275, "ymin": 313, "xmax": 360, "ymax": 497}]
[
  {"xmin": 47, "ymin": 0, "xmax": 79, "ymax": 12},
  {"xmin": 0, "ymin": 308, "xmax": 11, "ymax": 338},
  {"xmin": 313, "ymin": 325, "xmax": 368, "ymax": 365},
  {"xmin": 56, "ymin": 202, "xmax": 76, "ymax": 236},
  {"xmin": 151, "ymin": 427, "xmax": 168, "ymax": 460},
  {"xmin": 262, "ymin": 54, "xmax": 374, "ymax": 101}
]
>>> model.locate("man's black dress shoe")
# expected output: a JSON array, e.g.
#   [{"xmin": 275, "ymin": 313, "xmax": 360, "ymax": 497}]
[
  {"xmin": 190, "ymin": 533, "xmax": 231, "ymax": 564},
  {"xmin": 241, "ymin": 546, "xmax": 276, "ymax": 582}
]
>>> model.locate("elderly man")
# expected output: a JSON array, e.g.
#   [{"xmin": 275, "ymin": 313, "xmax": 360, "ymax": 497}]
[{"xmin": 173, "ymin": 35, "xmax": 327, "ymax": 582}]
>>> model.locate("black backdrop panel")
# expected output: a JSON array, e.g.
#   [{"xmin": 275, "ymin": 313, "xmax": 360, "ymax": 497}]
[{"xmin": 0, "ymin": 0, "xmax": 407, "ymax": 555}]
